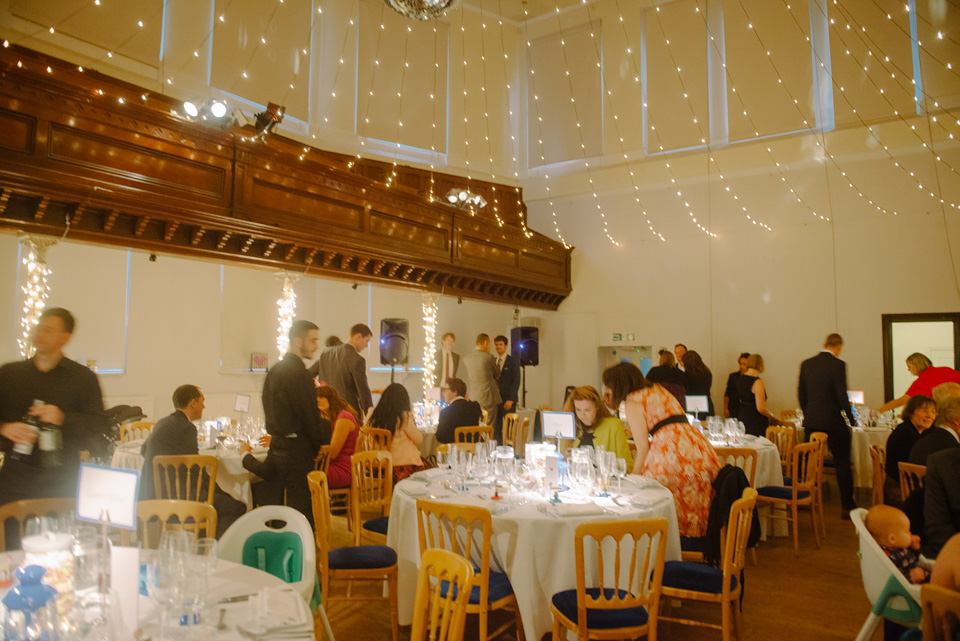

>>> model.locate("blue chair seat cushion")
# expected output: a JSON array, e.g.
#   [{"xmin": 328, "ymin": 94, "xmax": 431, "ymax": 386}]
[
  {"xmin": 440, "ymin": 570, "xmax": 514, "ymax": 604},
  {"xmin": 662, "ymin": 561, "xmax": 738, "ymax": 594},
  {"xmin": 551, "ymin": 588, "xmax": 649, "ymax": 630},
  {"xmin": 757, "ymin": 486, "xmax": 809, "ymax": 500},
  {"xmin": 328, "ymin": 545, "xmax": 397, "ymax": 570},
  {"xmin": 362, "ymin": 516, "xmax": 389, "ymax": 535},
  {"xmin": 680, "ymin": 536, "xmax": 706, "ymax": 553}
]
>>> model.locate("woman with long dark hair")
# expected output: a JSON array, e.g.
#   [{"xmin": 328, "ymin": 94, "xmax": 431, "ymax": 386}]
[
  {"xmin": 681, "ymin": 350, "xmax": 714, "ymax": 416},
  {"xmin": 369, "ymin": 383, "xmax": 424, "ymax": 481},
  {"xmin": 317, "ymin": 385, "xmax": 359, "ymax": 489}
]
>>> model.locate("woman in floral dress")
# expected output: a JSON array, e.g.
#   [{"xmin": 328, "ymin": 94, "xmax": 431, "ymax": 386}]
[{"xmin": 625, "ymin": 378, "xmax": 721, "ymax": 538}]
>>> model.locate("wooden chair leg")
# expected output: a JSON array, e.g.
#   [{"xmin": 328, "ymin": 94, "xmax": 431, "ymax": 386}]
[
  {"xmin": 388, "ymin": 569, "xmax": 398, "ymax": 641},
  {"xmin": 552, "ymin": 616, "xmax": 562, "ymax": 641},
  {"xmin": 792, "ymin": 502, "xmax": 800, "ymax": 557},
  {"xmin": 749, "ymin": 546, "xmax": 758, "ymax": 566},
  {"xmin": 732, "ymin": 595, "xmax": 744, "ymax": 641},
  {"xmin": 515, "ymin": 605, "xmax": 525, "ymax": 641},
  {"xmin": 721, "ymin": 597, "xmax": 732, "ymax": 641},
  {"xmin": 479, "ymin": 603, "xmax": 488, "ymax": 641}
]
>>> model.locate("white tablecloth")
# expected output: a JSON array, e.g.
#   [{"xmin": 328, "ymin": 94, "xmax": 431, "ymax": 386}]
[
  {"xmin": 387, "ymin": 470, "xmax": 681, "ymax": 641},
  {"xmin": 852, "ymin": 428, "xmax": 889, "ymax": 488},
  {"xmin": 111, "ymin": 440, "xmax": 266, "ymax": 509}
]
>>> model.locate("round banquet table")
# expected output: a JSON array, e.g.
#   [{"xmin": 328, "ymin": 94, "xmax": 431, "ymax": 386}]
[
  {"xmin": 708, "ymin": 434, "xmax": 784, "ymax": 489},
  {"xmin": 110, "ymin": 439, "xmax": 267, "ymax": 509},
  {"xmin": 387, "ymin": 469, "xmax": 682, "ymax": 641},
  {"xmin": 851, "ymin": 427, "xmax": 890, "ymax": 488}
]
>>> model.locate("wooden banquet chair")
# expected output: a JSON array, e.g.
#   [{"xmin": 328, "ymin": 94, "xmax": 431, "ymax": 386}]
[
  {"xmin": 923, "ymin": 584, "xmax": 960, "ymax": 641},
  {"xmin": 153, "ymin": 454, "xmax": 218, "ymax": 504},
  {"xmin": 807, "ymin": 432, "xmax": 830, "ymax": 538},
  {"xmin": 712, "ymin": 447, "xmax": 758, "ymax": 487},
  {"xmin": 454, "ymin": 425, "xmax": 493, "ymax": 444},
  {"xmin": 357, "ymin": 426, "xmax": 392, "ymax": 452},
  {"xmin": 765, "ymin": 425, "xmax": 796, "ymax": 478},
  {"xmin": 307, "ymin": 471, "xmax": 399, "ymax": 641},
  {"xmin": 411, "ymin": 548, "xmax": 475, "ymax": 641},
  {"xmin": 437, "ymin": 442, "xmax": 476, "ymax": 456},
  {"xmin": 756, "ymin": 440, "xmax": 823, "ymax": 556},
  {"xmin": 870, "ymin": 444, "xmax": 886, "ymax": 506},
  {"xmin": 118, "ymin": 420, "xmax": 154, "ymax": 442},
  {"xmin": 660, "ymin": 489, "xmax": 758, "ymax": 641},
  {"xmin": 316, "ymin": 445, "xmax": 351, "ymax": 521},
  {"xmin": 416, "ymin": 500, "xmax": 524, "ymax": 641},
  {"xmin": 898, "ymin": 462, "xmax": 926, "ymax": 502},
  {"xmin": 550, "ymin": 517, "xmax": 668, "ymax": 641},
  {"xmin": 480, "ymin": 408, "xmax": 490, "ymax": 426},
  {"xmin": 350, "ymin": 450, "xmax": 393, "ymax": 546},
  {"xmin": 136, "ymin": 499, "xmax": 217, "ymax": 548},
  {"xmin": 503, "ymin": 416, "xmax": 530, "ymax": 458},
  {"xmin": 0, "ymin": 497, "xmax": 76, "ymax": 551}
]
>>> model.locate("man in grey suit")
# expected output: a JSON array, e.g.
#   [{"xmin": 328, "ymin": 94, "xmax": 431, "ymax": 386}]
[
  {"xmin": 311, "ymin": 323, "xmax": 374, "ymax": 415},
  {"xmin": 460, "ymin": 333, "xmax": 501, "ymax": 431}
]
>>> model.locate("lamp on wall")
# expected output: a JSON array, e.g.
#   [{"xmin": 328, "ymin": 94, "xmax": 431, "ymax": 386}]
[{"xmin": 383, "ymin": 0, "xmax": 461, "ymax": 20}]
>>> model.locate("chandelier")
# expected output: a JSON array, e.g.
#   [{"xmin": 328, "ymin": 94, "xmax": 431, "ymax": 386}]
[{"xmin": 383, "ymin": 0, "xmax": 461, "ymax": 20}]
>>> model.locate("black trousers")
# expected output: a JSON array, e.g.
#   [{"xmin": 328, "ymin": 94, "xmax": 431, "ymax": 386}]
[
  {"xmin": 244, "ymin": 449, "xmax": 315, "ymax": 528},
  {"xmin": 812, "ymin": 426, "xmax": 857, "ymax": 511}
]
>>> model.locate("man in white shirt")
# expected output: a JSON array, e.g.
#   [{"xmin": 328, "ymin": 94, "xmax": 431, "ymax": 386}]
[{"xmin": 434, "ymin": 332, "xmax": 460, "ymax": 387}]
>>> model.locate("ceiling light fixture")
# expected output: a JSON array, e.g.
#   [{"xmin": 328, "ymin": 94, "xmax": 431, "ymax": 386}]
[{"xmin": 383, "ymin": 0, "xmax": 461, "ymax": 21}]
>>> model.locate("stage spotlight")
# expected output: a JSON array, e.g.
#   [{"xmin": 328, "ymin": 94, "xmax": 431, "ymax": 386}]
[
  {"xmin": 209, "ymin": 100, "xmax": 227, "ymax": 118},
  {"xmin": 443, "ymin": 188, "xmax": 488, "ymax": 211},
  {"xmin": 254, "ymin": 102, "xmax": 285, "ymax": 135},
  {"xmin": 183, "ymin": 101, "xmax": 199, "ymax": 117}
]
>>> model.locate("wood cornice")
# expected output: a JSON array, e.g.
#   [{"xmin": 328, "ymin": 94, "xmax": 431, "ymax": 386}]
[{"xmin": 0, "ymin": 45, "xmax": 571, "ymax": 310}]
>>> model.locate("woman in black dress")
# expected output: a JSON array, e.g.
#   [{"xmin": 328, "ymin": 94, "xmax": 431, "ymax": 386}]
[
  {"xmin": 883, "ymin": 394, "xmax": 936, "ymax": 506},
  {"xmin": 681, "ymin": 350, "xmax": 714, "ymax": 416},
  {"xmin": 736, "ymin": 353, "xmax": 781, "ymax": 437}
]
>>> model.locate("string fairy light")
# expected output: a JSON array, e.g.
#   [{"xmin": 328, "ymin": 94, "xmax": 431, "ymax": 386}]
[
  {"xmin": 521, "ymin": 8, "xmax": 569, "ymax": 248},
  {"xmin": 275, "ymin": 271, "xmax": 299, "ymax": 360},
  {"xmin": 18, "ymin": 236, "xmax": 55, "ymax": 359},
  {"xmin": 551, "ymin": 2, "xmax": 620, "ymax": 246},
  {"xmin": 351, "ymin": 3, "xmax": 389, "ymax": 173},
  {"xmin": 421, "ymin": 293, "xmax": 439, "ymax": 396},
  {"xmin": 477, "ymin": 3, "xmax": 505, "ymax": 227}
]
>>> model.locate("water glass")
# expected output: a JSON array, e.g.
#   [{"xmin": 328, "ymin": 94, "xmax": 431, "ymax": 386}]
[
  {"xmin": 436, "ymin": 448, "xmax": 448, "ymax": 471},
  {"xmin": 614, "ymin": 458, "xmax": 627, "ymax": 492},
  {"xmin": 193, "ymin": 538, "xmax": 218, "ymax": 576}
]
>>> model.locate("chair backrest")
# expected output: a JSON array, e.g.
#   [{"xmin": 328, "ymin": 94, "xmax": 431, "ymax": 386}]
[
  {"xmin": 411, "ymin": 548, "xmax": 475, "ymax": 641},
  {"xmin": 315, "ymin": 445, "xmax": 331, "ymax": 473},
  {"xmin": 574, "ymin": 518, "xmax": 668, "ymax": 637},
  {"xmin": 357, "ymin": 426, "xmax": 392, "ymax": 452},
  {"xmin": 850, "ymin": 508, "xmax": 922, "ymax": 622},
  {"xmin": 721, "ymin": 488, "xmax": 758, "ymax": 587},
  {"xmin": 870, "ymin": 445, "xmax": 886, "ymax": 506},
  {"xmin": 480, "ymin": 409, "xmax": 490, "ymax": 426},
  {"xmin": 119, "ymin": 421, "xmax": 154, "ymax": 443},
  {"xmin": 0, "ymin": 498, "xmax": 76, "ymax": 551},
  {"xmin": 808, "ymin": 431, "xmax": 830, "ymax": 457},
  {"xmin": 454, "ymin": 425, "xmax": 493, "ymax": 444},
  {"xmin": 437, "ymin": 442, "xmax": 475, "ymax": 456},
  {"xmin": 899, "ymin": 462, "xmax": 926, "ymax": 502},
  {"xmin": 923, "ymin": 584, "xmax": 960, "ymax": 641},
  {"xmin": 217, "ymin": 504, "xmax": 317, "ymax": 600},
  {"xmin": 502, "ymin": 413, "xmax": 520, "ymax": 447},
  {"xmin": 515, "ymin": 418, "xmax": 530, "ymax": 459},
  {"xmin": 136, "ymin": 499, "xmax": 217, "ymax": 548},
  {"xmin": 153, "ymin": 454, "xmax": 218, "ymax": 504},
  {"xmin": 791, "ymin": 441, "xmax": 822, "ymax": 493},
  {"xmin": 351, "ymin": 450, "xmax": 393, "ymax": 541},
  {"xmin": 416, "ymin": 500, "xmax": 495, "ymax": 605},
  {"xmin": 766, "ymin": 425, "xmax": 796, "ymax": 476},
  {"xmin": 780, "ymin": 410, "xmax": 798, "ymax": 420},
  {"xmin": 713, "ymin": 447, "xmax": 758, "ymax": 487}
]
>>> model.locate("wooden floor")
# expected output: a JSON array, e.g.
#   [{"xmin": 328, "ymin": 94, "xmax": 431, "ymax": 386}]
[{"xmin": 320, "ymin": 483, "xmax": 883, "ymax": 641}]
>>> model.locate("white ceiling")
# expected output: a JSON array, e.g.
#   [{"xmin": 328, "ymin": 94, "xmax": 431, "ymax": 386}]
[{"xmin": 460, "ymin": 0, "xmax": 595, "ymax": 23}]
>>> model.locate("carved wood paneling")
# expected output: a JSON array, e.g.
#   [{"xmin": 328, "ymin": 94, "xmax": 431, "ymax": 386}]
[{"xmin": 0, "ymin": 44, "xmax": 572, "ymax": 309}]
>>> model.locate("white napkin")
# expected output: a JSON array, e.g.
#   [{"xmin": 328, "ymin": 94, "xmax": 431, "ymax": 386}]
[
  {"xmin": 236, "ymin": 587, "xmax": 312, "ymax": 638},
  {"xmin": 552, "ymin": 503, "xmax": 606, "ymax": 517}
]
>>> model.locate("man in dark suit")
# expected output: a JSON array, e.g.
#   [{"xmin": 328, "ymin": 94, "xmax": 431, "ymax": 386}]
[
  {"xmin": 140, "ymin": 385, "xmax": 245, "ymax": 537},
  {"xmin": 494, "ymin": 334, "xmax": 521, "ymax": 442},
  {"xmin": 436, "ymin": 378, "xmax": 483, "ymax": 444},
  {"xmin": 922, "ymin": 396, "xmax": 960, "ymax": 557},
  {"xmin": 798, "ymin": 333, "xmax": 857, "ymax": 517},
  {"xmin": 311, "ymin": 323, "xmax": 374, "ymax": 416},
  {"xmin": 433, "ymin": 332, "xmax": 460, "ymax": 389}
]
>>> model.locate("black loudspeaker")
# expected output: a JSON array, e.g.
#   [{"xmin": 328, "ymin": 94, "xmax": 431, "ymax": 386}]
[
  {"xmin": 511, "ymin": 326, "xmax": 539, "ymax": 367},
  {"xmin": 379, "ymin": 318, "xmax": 409, "ymax": 365}
]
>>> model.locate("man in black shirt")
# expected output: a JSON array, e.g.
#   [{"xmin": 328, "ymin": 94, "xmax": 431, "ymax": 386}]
[
  {"xmin": 0, "ymin": 308, "xmax": 109, "ymax": 507},
  {"xmin": 140, "ymin": 385, "xmax": 245, "ymax": 537},
  {"xmin": 723, "ymin": 353, "xmax": 750, "ymax": 419},
  {"xmin": 250, "ymin": 319, "xmax": 330, "ymax": 526}
]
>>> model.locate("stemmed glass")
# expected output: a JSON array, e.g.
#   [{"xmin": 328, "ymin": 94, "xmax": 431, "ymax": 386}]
[
  {"xmin": 596, "ymin": 451, "xmax": 612, "ymax": 496},
  {"xmin": 614, "ymin": 458, "xmax": 627, "ymax": 493}
]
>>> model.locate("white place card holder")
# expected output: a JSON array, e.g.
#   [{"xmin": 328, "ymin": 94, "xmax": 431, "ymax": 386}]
[
  {"xmin": 235, "ymin": 393, "xmax": 251, "ymax": 413},
  {"xmin": 76, "ymin": 463, "xmax": 139, "ymax": 530},
  {"xmin": 541, "ymin": 411, "xmax": 576, "ymax": 439},
  {"xmin": 110, "ymin": 546, "xmax": 139, "ymax": 637},
  {"xmin": 847, "ymin": 390, "xmax": 865, "ymax": 405},
  {"xmin": 685, "ymin": 395, "xmax": 709, "ymax": 414}
]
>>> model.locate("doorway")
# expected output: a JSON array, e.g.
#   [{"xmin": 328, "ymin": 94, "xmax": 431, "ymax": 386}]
[{"xmin": 882, "ymin": 313, "xmax": 960, "ymax": 401}]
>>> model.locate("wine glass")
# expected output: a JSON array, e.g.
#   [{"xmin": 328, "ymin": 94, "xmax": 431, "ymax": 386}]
[
  {"xmin": 147, "ymin": 561, "xmax": 179, "ymax": 638},
  {"xmin": 614, "ymin": 458, "xmax": 627, "ymax": 492},
  {"xmin": 194, "ymin": 538, "xmax": 218, "ymax": 576}
]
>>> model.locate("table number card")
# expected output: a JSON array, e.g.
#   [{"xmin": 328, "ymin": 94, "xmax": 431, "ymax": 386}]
[
  {"xmin": 76, "ymin": 463, "xmax": 139, "ymax": 530},
  {"xmin": 235, "ymin": 393, "xmax": 251, "ymax": 413}
]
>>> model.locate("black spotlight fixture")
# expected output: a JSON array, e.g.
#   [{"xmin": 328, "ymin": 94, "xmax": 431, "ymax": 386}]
[{"xmin": 254, "ymin": 102, "xmax": 285, "ymax": 135}]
